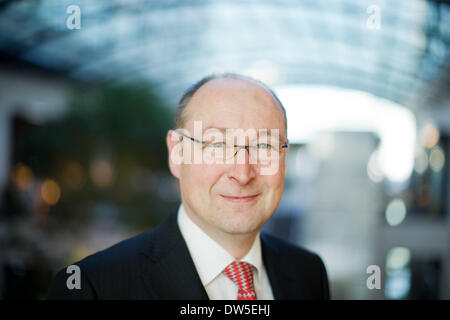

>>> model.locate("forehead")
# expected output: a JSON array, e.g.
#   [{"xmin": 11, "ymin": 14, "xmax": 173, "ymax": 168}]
[{"xmin": 183, "ymin": 78, "xmax": 286, "ymax": 134}]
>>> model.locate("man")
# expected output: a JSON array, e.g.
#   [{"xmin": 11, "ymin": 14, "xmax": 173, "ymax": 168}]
[{"xmin": 47, "ymin": 73, "xmax": 330, "ymax": 300}]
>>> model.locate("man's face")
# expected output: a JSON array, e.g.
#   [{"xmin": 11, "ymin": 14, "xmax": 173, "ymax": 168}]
[{"xmin": 167, "ymin": 78, "xmax": 287, "ymax": 239}]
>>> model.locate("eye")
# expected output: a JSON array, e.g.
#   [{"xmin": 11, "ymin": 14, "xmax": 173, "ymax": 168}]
[
  {"xmin": 205, "ymin": 141, "xmax": 226, "ymax": 148},
  {"xmin": 256, "ymin": 143, "xmax": 273, "ymax": 149}
]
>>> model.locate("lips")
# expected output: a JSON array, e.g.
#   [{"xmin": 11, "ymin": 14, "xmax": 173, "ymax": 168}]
[{"xmin": 219, "ymin": 193, "xmax": 261, "ymax": 203}]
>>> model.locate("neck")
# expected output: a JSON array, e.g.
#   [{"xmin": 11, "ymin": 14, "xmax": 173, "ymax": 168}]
[
  {"xmin": 183, "ymin": 205, "xmax": 258, "ymax": 260},
  {"xmin": 213, "ymin": 230, "xmax": 258, "ymax": 260}
]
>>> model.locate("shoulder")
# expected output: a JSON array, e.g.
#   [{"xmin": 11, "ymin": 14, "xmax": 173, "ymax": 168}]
[
  {"xmin": 261, "ymin": 232, "xmax": 330, "ymax": 299},
  {"xmin": 70, "ymin": 210, "xmax": 178, "ymax": 275},
  {"xmin": 261, "ymin": 233, "xmax": 329, "ymax": 282},
  {"xmin": 75, "ymin": 229, "xmax": 153, "ymax": 274},
  {"xmin": 261, "ymin": 232, "xmax": 324, "ymax": 265},
  {"xmin": 47, "ymin": 230, "xmax": 154, "ymax": 299},
  {"xmin": 47, "ymin": 212, "xmax": 178, "ymax": 300}
]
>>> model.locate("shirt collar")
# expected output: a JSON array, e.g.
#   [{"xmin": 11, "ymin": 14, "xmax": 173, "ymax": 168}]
[{"xmin": 177, "ymin": 204, "xmax": 263, "ymax": 286}]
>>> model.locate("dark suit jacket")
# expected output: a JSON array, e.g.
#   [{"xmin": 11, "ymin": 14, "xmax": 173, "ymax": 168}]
[{"xmin": 47, "ymin": 209, "xmax": 330, "ymax": 299}]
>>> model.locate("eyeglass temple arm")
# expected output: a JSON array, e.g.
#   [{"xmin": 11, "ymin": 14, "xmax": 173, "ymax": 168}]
[{"xmin": 175, "ymin": 130, "xmax": 205, "ymax": 145}]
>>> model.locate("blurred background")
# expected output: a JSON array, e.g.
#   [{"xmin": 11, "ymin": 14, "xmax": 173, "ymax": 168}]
[{"xmin": 0, "ymin": 0, "xmax": 449, "ymax": 300}]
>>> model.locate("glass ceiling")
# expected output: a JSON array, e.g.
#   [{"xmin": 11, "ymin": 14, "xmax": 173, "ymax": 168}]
[{"xmin": 0, "ymin": 0, "xmax": 449, "ymax": 107}]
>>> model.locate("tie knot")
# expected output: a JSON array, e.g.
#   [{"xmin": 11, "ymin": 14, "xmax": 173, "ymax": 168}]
[{"xmin": 223, "ymin": 261, "xmax": 257, "ymax": 300}]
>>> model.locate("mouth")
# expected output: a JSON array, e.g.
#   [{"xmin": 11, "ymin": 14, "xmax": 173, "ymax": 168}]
[{"xmin": 219, "ymin": 193, "xmax": 261, "ymax": 203}]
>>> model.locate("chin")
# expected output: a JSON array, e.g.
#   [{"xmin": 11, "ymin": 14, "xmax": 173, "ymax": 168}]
[
  {"xmin": 222, "ymin": 225, "xmax": 259, "ymax": 235},
  {"xmin": 217, "ymin": 214, "xmax": 266, "ymax": 235}
]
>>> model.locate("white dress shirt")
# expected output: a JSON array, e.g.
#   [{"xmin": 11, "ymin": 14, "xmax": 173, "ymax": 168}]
[{"xmin": 177, "ymin": 204, "xmax": 274, "ymax": 300}]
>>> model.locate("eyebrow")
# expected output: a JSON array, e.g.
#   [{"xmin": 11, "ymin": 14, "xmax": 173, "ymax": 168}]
[{"xmin": 203, "ymin": 126, "xmax": 227, "ymax": 133}]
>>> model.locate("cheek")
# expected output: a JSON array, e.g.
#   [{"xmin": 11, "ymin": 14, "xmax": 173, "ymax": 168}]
[
  {"xmin": 266, "ymin": 159, "xmax": 285, "ymax": 184},
  {"xmin": 262, "ymin": 168, "xmax": 285, "ymax": 200},
  {"xmin": 180, "ymin": 164, "xmax": 226, "ymax": 196}
]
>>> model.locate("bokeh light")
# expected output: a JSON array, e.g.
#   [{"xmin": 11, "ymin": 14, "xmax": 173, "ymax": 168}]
[
  {"xmin": 41, "ymin": 179, "xmax": 61, "ymax": 205},
  {"xmin": 386, "ymin": 246, "xmax": 411, "ymax": 274},
  {"xmin": 429, "ymin": 146, "xmax": 445, "ymax": 172},
  {"xmin": 385, "ymin": 247, "xmax": 412, "ymax": 299},
  {"xmin": 414, "ymin": 148, "xmax": 429, "ymax": 174},
  {"xmin": 90, "ymin": 160, "xmax": 114, "ymax": 188},
  {"xmin": 385, "ymin": 198, "xmax": 407, "ymax": 227},
  {"xmin": 12, "ymin": 163, "xmax": 34, "ymax": 191},
  {"xmin": 421, "ymin": 124, "xmax": 440, "ymax": 149}
]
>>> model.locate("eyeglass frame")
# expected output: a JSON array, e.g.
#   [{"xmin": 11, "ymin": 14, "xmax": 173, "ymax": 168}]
[{"xmin": 174, "ymin": 129, "xmax": 289, "ymax": 161}]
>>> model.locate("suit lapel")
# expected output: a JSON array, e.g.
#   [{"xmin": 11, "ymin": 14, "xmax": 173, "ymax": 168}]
[
  {"xmin": 139, "ymin": 210, "xmax": 209, "ymax": 300},
  {"xmin": 261, "ymin": 233, "xmax": 306, "ymax": 300},
  {"xmin": 137, "ymin": 210, "xmax": 305, "ymax": 300}
]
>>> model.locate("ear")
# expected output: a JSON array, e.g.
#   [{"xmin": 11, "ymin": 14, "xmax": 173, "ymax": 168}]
[
  {"xmin": 285, "ymin": 138, "xmax": 290, "ymax": 156},
  {"xmin": 166, "ymin": 130, "xmax": 182, "ymax": 179}
]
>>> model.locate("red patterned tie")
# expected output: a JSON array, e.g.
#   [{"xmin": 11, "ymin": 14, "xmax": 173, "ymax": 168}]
[{"xmin": 223, "ymin": 261, "xmax": 257, "ymax": 300}]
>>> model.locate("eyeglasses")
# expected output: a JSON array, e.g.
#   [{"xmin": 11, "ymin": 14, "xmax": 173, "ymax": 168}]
[{"xmin": 175, "ymin": 130, "xmax": 289, "ymax": 164}]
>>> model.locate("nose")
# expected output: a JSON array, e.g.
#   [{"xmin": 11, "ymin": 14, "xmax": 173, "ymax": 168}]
[{"xmin": 227, "ymin": 147, "xmax": 257, "ymax": 185}]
